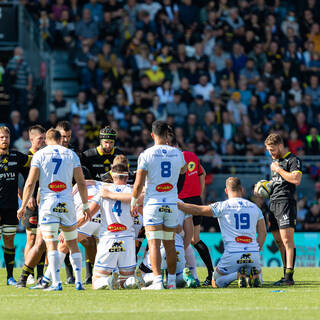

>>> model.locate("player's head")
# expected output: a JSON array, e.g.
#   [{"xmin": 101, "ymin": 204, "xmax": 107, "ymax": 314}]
[
  {"xmin": 151, "ymin": 120, "xmax": 169, "ymax": 142},
  {"xmin": 111, "ymin": 163, "xmax": 129, "ymax": 184},
  {"xmin": 264, "ymin": 133, "xmax": 284, "ymax": 159},
  {"xmin": 29, "ymin": 125, "xmax": 46, "ymax": 150},
  {"xmin": 225, "ymin": 177, "xmax": 245, "ymax": 198},
  {"xmin": 0, "ymin": 126, "xmax": 10, "ymax": 151},
  {"xmin": 113, "ymin": 154, "xmax": 129, "ymax": 168},
  {"xmin": 56, "ymin": 121, "xmax": 72, "ymax": 148},
  {"xmin": 46, "ymin": 128, "xmax": 61, "ymax": 145},
  {"xmin": 99, "ymin": 126, "xmax": 116, "ymax": 154},
  {"xmin": 167, "ymin": 125, "xmax": 181, "ymax": 148}
]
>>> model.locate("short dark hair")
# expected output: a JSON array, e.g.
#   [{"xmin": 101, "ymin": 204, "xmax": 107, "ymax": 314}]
[
  {"xmin": 56, "ymin": 121, "xmax": 71, "ymax": 132},
  {"xmin": 29, "ymin": 124, "xmax": 45, "ymax": 134},
  {"xmin": 112, "ymin": 163, "xmax": 129, "ymax": 174},
  {"xmin": 46, "ymin": 128, "xmax": 61, "ymax": 142},
  {"xmin": 226, "ymin": 177, "xmax": 242, "ymax": 192},
  {"xmin": 265, "ymin": 133, "xmax": 284, "ymax": 146},
  {"xmin": 152, "ymin": 120, "xmax": 168, "ymax": 138}
]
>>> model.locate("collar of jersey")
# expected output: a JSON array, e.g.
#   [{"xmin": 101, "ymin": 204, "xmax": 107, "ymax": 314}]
[
  {"xmin": 29, "ymin": 148, "xmax": 35, "ymax": 155},
  {"xmin": 281, "ymin": 152, "xmax": 291, "ymax": 160},
  {"xmin": 97, "ymin": 146, "xmax": 115, "ymax": 156}
]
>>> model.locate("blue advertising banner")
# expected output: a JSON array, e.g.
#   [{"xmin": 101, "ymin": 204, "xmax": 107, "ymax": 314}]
[{"xmin": 0, "ymin": 232, "xmax": 319, "ymax": 268}]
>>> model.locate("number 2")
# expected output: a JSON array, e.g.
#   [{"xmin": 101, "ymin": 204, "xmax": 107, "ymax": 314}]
[
  {"xmin": 234, "ymin": 213, "xmax": 250, "ymax": 229},
  {"xmin": 161, "ymin": 161, "xmax": 171, "ymax": 177},
  {"xmin": 112, "ymin": 201, "xmax": 122, "ymax": 217},
  {"xmin": 52, "ymin": 158, "xmax": 62, "ymax": 174}
]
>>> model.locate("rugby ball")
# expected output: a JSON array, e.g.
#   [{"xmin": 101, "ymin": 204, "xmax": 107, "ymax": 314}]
[{"xmin": 255, "ymin": 180, "xmax": 272, "ymax": 199}]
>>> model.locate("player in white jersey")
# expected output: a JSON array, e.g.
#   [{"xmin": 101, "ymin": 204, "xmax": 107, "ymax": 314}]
[
  {"xmin": 88, "ymin": 163, "xmax": 142, "ymax": 290},
  {"xmin": 17, "ymin": 129, "xmax": 90, "ymax": 291},
  {"xmin": 178, "ymin": 177, "xmax": 267, "ymax": 288},
  {"xmin": 131, "ymin": 121, "xmax": 187, "ymax": 290}
]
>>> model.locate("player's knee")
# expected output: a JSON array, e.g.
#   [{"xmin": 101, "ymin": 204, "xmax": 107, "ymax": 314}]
[
  {"xmin": 41, "ymin": 224, "xmax": 59, "ymax": 242},
  {"xmin": 63, "ymin": 229, "xmax": 78, "ymax": 241},
  {"xmin": 2, "ymin": 225, "xmax": 17, "ymax": 237},
  {"xmin": 146, "ymin": 230, "xmax": 163, "ymax": 240}
]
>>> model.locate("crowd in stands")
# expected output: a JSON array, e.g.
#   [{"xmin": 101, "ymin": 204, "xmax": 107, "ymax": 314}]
[{"xmin": 3, "ymin": 0, "xmax": 320, "ymax": 231}]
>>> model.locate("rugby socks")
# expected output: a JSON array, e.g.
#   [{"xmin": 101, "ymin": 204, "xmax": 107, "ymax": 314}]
[
  {"xmin": 153, "ymin": 275, "xmax": 162, "ymax": 284},
  {"xmin": 48, "ymin": 250, "xmax": 61, "ymax": 286},
  {"xmin": 44, "ymin": 251, "xmax": 66, "ymax": 281},
  {"xmin": 70, "ymin": 252, "xmax": 82, "ymax": 284},
  {"xmin": 293, "ymin": 248, "xmax": 296, "ymax": 268},
  {"xmin": 167, "ymin": 273, "xmax": 176, "ymax": 285},
  {"xmin": 194, "ymin": 240, "xmax": 214, "ymax": 280},
  {"xmin": 4, "ymin": 247, "xmax": 15, "ymax": 279},
  {"xmin": 64, "ymin": 253, "xmax": 74, "ymax": 280},
  {"xmin": 85, "ymin": 257, "xmax": 93, "ymax": 281},
  {"xmin": 20, "ymin": 264, "xmax": 34, "ymax": 282},
  {"xmin": 285, "ymin": 268, "xmax": 294, "ymax": 281},
  {"xmin": 37, "ymin": 252, "xmax": 46, "ymax": 279},
  {"xmin": 185, "ymin": 245, "xmax": 199, "ymax": 280},
  {"xmin": 216, "ymin": 272, "xmax": 238, "ymax": 288},
  {"xmin": 283, "ymin": 251, "xmax": 287, "ymax": 277}
]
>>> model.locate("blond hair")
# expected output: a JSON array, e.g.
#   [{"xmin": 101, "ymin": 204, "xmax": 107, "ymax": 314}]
[
  {"xmin": 265, "ymin": 133, "xmax": 283, "ymax": 146},
  {"xmin": 226, "ymin": 177, "xmax": 242, "ymax": 192}
]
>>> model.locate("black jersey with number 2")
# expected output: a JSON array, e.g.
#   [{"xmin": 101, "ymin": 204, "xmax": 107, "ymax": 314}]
[
  {"xmin": 0, "ymin": 150, "xmax": 30, "ymax": 209},
  {"xmin": 270, "ymin": 152, "xmax": 302, "ymax": 201}
]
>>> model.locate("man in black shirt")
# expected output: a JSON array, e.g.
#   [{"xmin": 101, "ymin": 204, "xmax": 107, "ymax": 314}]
[
  {"xmin": 0, "ymin": 126, "xmax": 31, "ymax": 285},
  {"xmin": 264, "ymin": 133, "xmax": 302, "ymax": 285},
  {"xmin": 81, "ymin": 126, "xmax": 125, "ymax": 181}
]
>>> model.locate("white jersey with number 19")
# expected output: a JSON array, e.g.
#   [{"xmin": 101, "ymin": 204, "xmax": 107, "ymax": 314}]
[
  {"xmin": 210, "ymin": 198, "xmax": 264, "ymax": 253},
  {"xmin": 137, "ymin": 145, "xmax": 186, "ymax": 205}
]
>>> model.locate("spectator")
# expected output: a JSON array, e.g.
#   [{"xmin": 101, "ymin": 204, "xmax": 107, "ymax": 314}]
[
  {"xmin": 145, "ymin": 61, "xmax": 165, "ymax": 86},
  {"xmin": 156, "ymin": 79, "xmax": 174, "ymax": 104},
  {"xmin": 183, "ymin": 113, "xmax": 198, "ymax": 142},
  {"xmin": 71, "ymin": 91, "xmax": 94, "ymax": 125},
  {"xmin": 149, "ymin": 95, "xmax": 167, "ymax": 121},
  {"xmin": 220, "ymin": 111, "xmax": 235, "ymax": 142},
  {"xmin": 305, "ymin": 127, "xmax": 320, "ymax": 155},
  {"xmin": 7, "ymin": 110, "xmax": 24, "ymax": 142},
  {"xmin": 97, "ymin": 43, "xmax": 115, "ymax": 74},
  {"xmin": 111, "ymin": 93, "xmax": 130, "ymax": 123},
  {"xmin": 25, "ymin": 108, "xmax": 41, "ymax": 128},
  {"xmin": 210, "ymin": 43, "xmax": 230, "ymax": 72},
  {"xmin": 166, "ymin": 91, "xmax": 188, "ymax": 126},
  {"xmin": 304, "ymin": 202, "xmax": 320, "ymax": 231},
  {"xmin": 45, "ymin": 111, "xmax": 58, "ymax": 130},
  {"xmin": 178, "ymin": 0, "xmax": 199, "ymax": 28},
  {"xmin": 202, "ymin": 111, "xmax": 219, "ymax": 140},
  {"xmin": 54, "ymin": 9, "xmax": 75, "ymax": 48},
  {"xmin": 139, "ymin": 0, "xmax": 162, "ymax": 21},
  {"xmin": 13, "ymin": 129, "xmax": 31, "ymax": 153},
  {"xmin": 296, "ymin": 195, "xmax": 308, "ymax": 231},
  {"xmin": 227, "ymin": 92, "xmax": 247, "ymax": 126},
  {"xmin": 49, "ymin": 90, "xmax": 70, "ymax": 121},
  {"xmin": 81, "ymin": 57, "xmax": 104, "ymax": 94},
  {"xmin": 288, "ymin": 129, "xmax": 304, "ymax": 155},
  {"xmin": 305, "ymin": 75, "xmax": 320, "ymax": 107},
  {"xmin": 51, "ymin": 0, "xmax": 68, "ymax": 21},
  {"xmin": 189, "ymin": 95, "xmax": 211, "ymax": 126},
  {"xmin": 75, "ymin": 8, "xmax": 99, "ymax": 44},
  {"xmin": 193, "ymin": 74, "xmax": 214, "ymax": 101},
  {"xmin": 84, "ymin": 0, "xmax": 103, "ymax": 23},
  {"xmin": 239, "ymin": 58, "xmax": 259, "ymax": 89}
]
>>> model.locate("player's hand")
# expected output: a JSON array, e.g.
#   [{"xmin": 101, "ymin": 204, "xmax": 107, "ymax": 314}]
[
  {"xmin": 17, "ymin": 207, "xmax": 26, "ymax": 220},
  {"xmin": 100, "ymin": 188, "xmax": 112, "ymax": 199},
  {"xmin": 130, "ymin": 206, "xmax": 138, "ymax": 217},
  {"xmin": 59, "ymin": 233, "xmax": 65, "ymax": 243},
  {"xmin": 83, "ymin": 208, "xmax": 91, "ymax": 222},
  {"xmin": 27, "ymin": 197, "xmax": 36, "ymax": 211},
  {"xmin": 270, "ymin": 162, "xmax": 280, "ymax": 173},
  {"xmin": 253, "ymin": 184, "xmax": 259, "ymax": 195},
  {"xmin": 77, "ymin": 212, "xmax": 87, "ymax": 228}
]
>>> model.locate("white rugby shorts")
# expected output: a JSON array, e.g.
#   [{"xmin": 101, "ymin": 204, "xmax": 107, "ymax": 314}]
[{"xmin": 143, "ymin": 203, "xmax": 178, "ymax": 228}]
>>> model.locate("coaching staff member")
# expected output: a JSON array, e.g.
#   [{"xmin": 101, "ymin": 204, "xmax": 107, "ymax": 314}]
[
  {"xmin": 264, "ymin": 133, "xmax": 302, "ymax": 285},
  {"xmin": 0, "ymin": 126, "xmax": 31, "ymax": 285}
]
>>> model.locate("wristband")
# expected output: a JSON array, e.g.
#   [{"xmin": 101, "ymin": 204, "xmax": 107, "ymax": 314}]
[
  {"xmin": 131, "ymin": 197, "xmax": 138, "ymax": 207},
  {"xmin": 83, "ymin": 202, "xmax": 89, "ymax": 210}
]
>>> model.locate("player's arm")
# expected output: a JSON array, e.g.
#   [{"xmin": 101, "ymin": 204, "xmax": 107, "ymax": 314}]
[
  {"xmin": 72, "ymin": 179, "xmax": 96, "ymax": 195},
  {"xmin": 256, "ymin": 218, "xmax": 267, "ymax": 250},
  {"xmin": 183, "ymin": 216, "xmax": 194, "ymax": 249},
  {"xmin": 177, "ymin": 201, "xmax": 212, "ymax": 217},
  {"xmin": 132, "ymin": 169, "xmax": 147, "ymax": 204},
  {"xmin": 17, "ymin": 167, "xmax": 40, "ymax": 219},
  {"xmin": 271, "ymin": 159, "xmax": 302, "ymax": 186},
  {"xmin": 180, "ymin": 163, "xmax": 187, "ymax": 174},
  {"xmin": 199, "ymin": 165, "xmax": 206, "ymax": 196},
  {"xmin": 73, "ymin": 167, "xmax": 90, "ymax": 220},
  {"xmin": 100, "ymin": 188, "xmax": 132, "ymax": 203}
]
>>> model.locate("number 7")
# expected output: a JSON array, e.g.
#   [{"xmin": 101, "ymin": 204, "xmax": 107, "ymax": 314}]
[{"xmin": 52, "ymin": 158, "xmax": 62, "ymax": 174}]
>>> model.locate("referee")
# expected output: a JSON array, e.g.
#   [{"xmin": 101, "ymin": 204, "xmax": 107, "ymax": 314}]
[
  {"xmin": 0, "ymin": 126, "xmax": 31, "ymax": 285},
  {"xmin": 264, "ymin": 133, "xmax": 302, "ymax": 285}
]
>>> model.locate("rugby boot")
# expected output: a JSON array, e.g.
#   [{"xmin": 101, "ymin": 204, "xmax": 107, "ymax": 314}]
[
  {"xmin": 237, "ymin": 267, "xmax": 250, "ymax": 288},
  {"xmin": 75, "ymin": 282, "xmax": 85, "ymax": 290},
  {"xmin": 250, "ymin": 267, "xmax": 261, "ymax": 288},
  {"xmin": 44, "ymin": 282, "xmax": 63, "ymax": 291},
  {"xmin": 7, "ymin": 277, "xmax": 17, "ymax": 286},
  {"xmin": 202, "ymin": 276, "xmax": 212, "ymax": 286},
  {"xmin": 141, "ymin": 281, "xmax": 164, "ymax": 290},
  {"xmin": 84, "ymin": 276, "xmax": 92, "ymax": 285},
  {"xmin": 65, "ymin": 276, "xmax": 75, "ymax": 285},
  {"xmin": 27, "ymin": 274, "xmax": 35, "ymax": 285},
  {"xmin": 134, "ymin": 269, "xmax": 145, "ymax": 289},
  {"xmin": 183, "ymin": 267, "xmax": 197, "ymax": 288},
  {"xmin": 167, "ymin": 282, "xmax": 176, "ymax": 290},
  {"xmin": 16, "ymin": 279, "xmax": 27, "ymax": 288},
  {"xmin": 107, "ymin": 272, "xmax": 120, "ymax": 290}
]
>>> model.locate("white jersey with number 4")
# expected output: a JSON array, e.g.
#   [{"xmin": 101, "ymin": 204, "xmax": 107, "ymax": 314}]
[
  {"xmin": 31, "ymin": 145, "xmax": 80, "ymax": 200},
  {"xmin": 137, "ymin": 145, "xmax": 186, "ymax": 205},
  {"xmin": 210, "ymin": 198, "xmax": 264, "ymax": 252},
  {"xmin": 92, "ymin": 184, "xmax": 134, "ymax": 239}
]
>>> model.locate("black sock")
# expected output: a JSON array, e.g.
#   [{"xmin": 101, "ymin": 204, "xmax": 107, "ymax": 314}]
[
  {"xmin": 285, "ymin": 268, "xmax": 294, "ymax": 281},
  {"xmin": 85, "ymin": 259, "xmax": 93, "ymax": 280},
  {"xmin": 293, "ymin": 248, "xmax": 296, "ymax": 268},
  {"xmin": 4, "ymin": 247, "xmax": 15, "ymax": 279},
  {"xmin": 20, "ymin": 264, "xmax": 34, "ymax": 282},
  {"xmin": 194, "ymin": 240, "xmax": 214, "ymax": 279},
  {"xmin": 37, "ymin": 252, "xmax": 46, "ymax": 279},
  {"xmin": 64, "ymin": 253, "xmax": 74, "ymax": 279},
  {"xmin": 283, "ymin": 251, "xmax": 287, "ymax": 277}
]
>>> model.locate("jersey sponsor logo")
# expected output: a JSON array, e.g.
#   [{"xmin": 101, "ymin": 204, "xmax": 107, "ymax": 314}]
[
  {"xmin": 48, "ymin": 181, "xmax": 67, "ymax": 192},
  {"xmin": 156, "ymin": 183, "xmax": 173, "ymax": 192},
  {"xmin": 188, "ymin": 161, "xmax": 196, "ymax": 172},
  {"xmin": 109, "ymin": 240, "xmax": 125, "ymax": 252},
  {"xmin": 107, "ymin": 223, "xmax": 127, "ymax": 232},
  {"xmin": 133, "ymin": 216, "xmax": 141, "ymax": 225},
  {"xmin": 29, "ymin": 216, "xmax": 38, "ymax": 225},
  {"xmin": 237, "ymin": 253, "xmax": 253, "ymax": 264},
  {"xmin": 0, "ymin": 172, "xmax": 15, "ymax": 178},
  {"xmin": 53, "ymin": 202, "xmax": 69, "ymax": 213},
  {"xmin": 92, "ymin": 213, "xmax": 102, "ymax": 224},
  {"xmin": 159, "ymin": 205, "xmax": 172, "ymax": 213},
  {"xmin": 235, "ymin": 236, "xmax": 253, "ymax": 244},
  {"xmin": 8, "ymin": 162, "xmax": 17, "ymax": 166}
]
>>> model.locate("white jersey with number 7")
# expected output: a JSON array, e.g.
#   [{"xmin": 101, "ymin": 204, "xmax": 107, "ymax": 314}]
[{"xmin": 137, "ymin": 145, "xmax": 186, "ymax": 205}]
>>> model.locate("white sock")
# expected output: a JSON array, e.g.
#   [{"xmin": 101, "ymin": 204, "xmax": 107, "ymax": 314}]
[
  {"xmin": 123, "ymin": 276, "xmax": 135, "ymax": 289},
  {"xmin": 143, "ymin": 273, "xmax": 154, "ymax": 286},
  {"xmin": 216, "ymin": 272, "xmax": 238, "ymax": 288},
  {"xmin": 47, "ymin": 250, "xmax": 61, "ymax": 286},
  {"xmin": 44, "ymin": 251, "xmax": 66, "ymax": 281},
  {"xmin": 70, "ymin": 252, "xmax": 82, "ymax": 284},
  {"xmin": 153, "ymin": 274, "xmax": 162, "ymax": 284},
  {"xmin": 167, "ymin": 273, "xmax": 176, "ymax": 284},
  {"xmin": 185, "ymin": 245, "xmax": 199, "ymax": 280}
]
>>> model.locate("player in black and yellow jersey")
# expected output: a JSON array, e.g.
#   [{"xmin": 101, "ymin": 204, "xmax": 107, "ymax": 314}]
[
  {"xmin": 264, "ymin": 133, "xmax": 302, "ymax": 286},
  {"xmin": 81, "ymin": 126, "xmax": 125, "ymax": 181},
  {"xmin": 0, "ymin": 126, "xmax": 31, "ymax": 285}
]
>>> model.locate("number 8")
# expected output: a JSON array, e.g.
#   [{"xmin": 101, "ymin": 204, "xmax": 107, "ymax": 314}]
[{"xmin": 161, "ymin": 161, "xmax": 171, "ymax": 177}]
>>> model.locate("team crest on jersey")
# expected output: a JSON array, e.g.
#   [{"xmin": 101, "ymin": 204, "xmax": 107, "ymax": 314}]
[
  {"xmin": 188, "ymin": 161, "xmax": 196, "ymax": 172},
  {"xmin": 235, "ymin": 236, "xmax": 252, "ymax": 244},
  {"xmin": 53, "ymin": 202, "xmax": 68, "ymax": 213},
  {"xmin": 48, "ymin": 181, "xmax": 66, "ymax": 192},
  {"xmin": 159, "ymin": 205, "xmax": 172, "ymax": 213},
  {"xmin": 109, "ymin": 241, "xmax": 125, "ymax": 252},
  {"xmin": 133, "ymin": 216, "xmax": 140, "ymax": 225},
  {"xmin": 107, "ymin": 223, "xmax": 127, "ymax": 232},
  {"xmin": 156, "ymin": 183, "xmax": 173, "ymax": 192},
  {"xmin": 237, "ymin": 253, "xmax": 253, "ymax": 264}
]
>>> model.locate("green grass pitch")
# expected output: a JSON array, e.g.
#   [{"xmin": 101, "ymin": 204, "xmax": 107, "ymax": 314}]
[{"xmin": 0, "ymin": 268, "xmax": 319, "ymax": 320}]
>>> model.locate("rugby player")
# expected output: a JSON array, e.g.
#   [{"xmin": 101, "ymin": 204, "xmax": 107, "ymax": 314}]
[
  {"xmin": 131, "ymin": 120, "xmax": 187, "ymax": 290},
  {"xmin": 17, "ymin": 129, "xmax": 90, "ymax": 291},
  {"xmin": 89, "ymin": 163, "xmax": 141, "ymax": 290},
  {"xmin": 263, "ymin": 133, "xmax": 302, "ymax": 285},
  {"xmin": 0, "ymin": 126, "xmax": 31, "ymax": 285},
  {"xmin": 22, "ymin": 125, "xmax": 46, "ymax": 284},
  {"xmin": 178, "ymin": 177, "xmax": 267, "ymax": 288}
]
